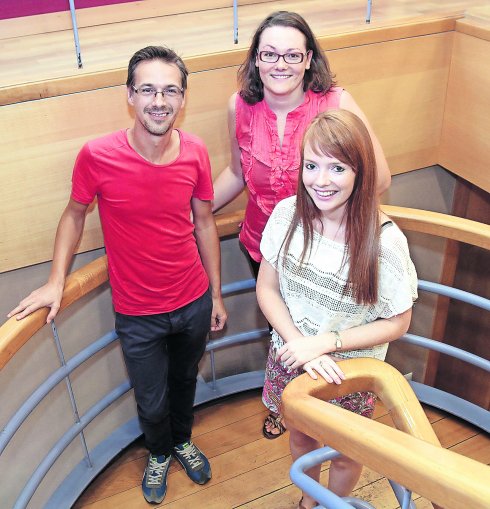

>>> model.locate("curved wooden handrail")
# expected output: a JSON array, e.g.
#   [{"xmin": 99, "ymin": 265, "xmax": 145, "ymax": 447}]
[
  {"xmin": 282, "ymin": 358, "xmax": 490, "ymax": 509},
  {"xmin": 217, "ymin": 205, "xmax": 490, "ymax": 249},
  {"xmin": 1, "ymin": 207, "xmax": 488, "ymax": 370},
  {"xmin": 286, "ymin": 357, "xmax": 440, "ymax": 446},
  {"xmin": 382, "ymin": 204, "xmax": 490, "ymax": 250},
  {"xmin": 0, "ymin": 256, "xmax": 109, "ymax": 370}
]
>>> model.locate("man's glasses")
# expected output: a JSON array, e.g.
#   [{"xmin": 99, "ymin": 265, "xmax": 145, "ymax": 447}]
[
  {"xmin": 131, "ymin": 85, "xmax": 184, "ymax": 99},
  {"xmin": 258, "ymin": 51, "xmax": 308, "ymax": 64}
]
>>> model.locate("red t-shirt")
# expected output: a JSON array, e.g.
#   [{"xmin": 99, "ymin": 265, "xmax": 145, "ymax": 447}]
[{"xmin": 71, "ymin": 129, "xmax": 214, "ymax": 315}]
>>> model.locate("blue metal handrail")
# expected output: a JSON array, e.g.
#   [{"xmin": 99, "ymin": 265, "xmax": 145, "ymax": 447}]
[
  {"xmin": 0, "ymin": 330, "xmax": 117, "ymax": 456},
  {"xmin": 418, "ymin": 279, "xmax": 490, "ymax": 310},
  {"xmin": 290, "ymin": 447, "xmax": 378, "ymax": 509},
  {"xmin": 13, "ymin": 381, "xmax": 131, "ymax": 509}
]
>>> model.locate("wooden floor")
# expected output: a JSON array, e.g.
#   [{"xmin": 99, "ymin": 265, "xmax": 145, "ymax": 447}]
[{"xmin": 73, "ymin": 389, "xmax": 490, "ymax": 509}]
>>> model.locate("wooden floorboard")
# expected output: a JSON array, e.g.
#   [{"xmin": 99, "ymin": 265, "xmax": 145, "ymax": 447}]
[{"xmin": 74, "ymin": 389, "xmax": 490, "ymax": 509}]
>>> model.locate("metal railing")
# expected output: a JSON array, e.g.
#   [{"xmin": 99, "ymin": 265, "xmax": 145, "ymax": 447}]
[{"xmin": 65, "ymin": 1, "xmax": 376, "ymax": 66}]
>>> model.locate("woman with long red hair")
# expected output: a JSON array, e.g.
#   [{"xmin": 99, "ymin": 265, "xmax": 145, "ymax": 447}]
[{"xmin": 256, "ymin": 110, "xmax": 417, "ymax": 509}]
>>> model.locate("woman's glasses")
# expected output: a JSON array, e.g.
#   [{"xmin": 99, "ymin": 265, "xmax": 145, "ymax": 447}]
[{"xmin": 258, "ymin": 51, "xmax": 307, "ymax": 64}]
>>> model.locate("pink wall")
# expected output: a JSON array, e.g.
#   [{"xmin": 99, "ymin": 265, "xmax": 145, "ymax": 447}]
[{"xmin": 0, "ymin": 0, "xmax": 138, "ymax": 20}]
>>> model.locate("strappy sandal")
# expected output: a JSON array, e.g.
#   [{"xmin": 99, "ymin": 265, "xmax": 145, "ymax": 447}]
[{"xmin": 262, "ymin": 413, "xmax": 286, "ymax": 439}]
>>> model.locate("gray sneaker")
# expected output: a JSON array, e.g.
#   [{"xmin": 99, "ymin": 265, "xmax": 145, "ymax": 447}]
[
  {"xmin": 142, "ymin": 453, "xmax": 171, "ymax": 504},
  {"xmin": 173, "ymin": 441, "xmax": 211, "ymax": 485}
]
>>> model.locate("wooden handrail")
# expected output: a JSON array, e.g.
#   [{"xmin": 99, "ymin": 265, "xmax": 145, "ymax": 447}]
[
  {"xmin": 215, "ymin": 206, "xmax": 490, "ymax": 248},
  {"xmin": 0, "ymin": 256, "xmax": 109, "ymax": 370},
  {"xmin": 282, "ymin": 358, "xmax": 490, "ymax": 509},
  {"xmin": 382, "ymin": 204, "xmax": 490, "ymax": 250},
  {"xmin": 1, "ymin": 207, "xmax": 488, "ymax": 370}
]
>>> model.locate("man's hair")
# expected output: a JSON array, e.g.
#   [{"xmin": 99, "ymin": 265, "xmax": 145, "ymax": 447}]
[
  {"xmin": 238, "ymin": 11, "xmax": 335, "ymax": 105},
  {"xmin": 282, "ymin": 110, "xmax": 380, "ymax": 305},
  {"xmin": 126, "ymin": 46, "xmax": 188, "ymax": 90}
]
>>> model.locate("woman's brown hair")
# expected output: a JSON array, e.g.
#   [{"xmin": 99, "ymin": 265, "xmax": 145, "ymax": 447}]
[{"xmin": 282, "ymin": 109, "xmax": 380, "ymax": 304}]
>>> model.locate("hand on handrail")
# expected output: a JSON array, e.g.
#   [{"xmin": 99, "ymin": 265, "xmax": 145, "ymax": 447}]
[
  {"xmin": 7, "ymin": 280, "xmax": 64, "ymax": 324},
  {"xmin": 303, "ymin": 355, "xmax": 345, "ymax": 385}
]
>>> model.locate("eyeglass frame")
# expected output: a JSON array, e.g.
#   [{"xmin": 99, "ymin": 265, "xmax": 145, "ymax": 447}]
[
  {"xmin": 257, "ymin": 50, "xmax": 310, "ymax": 64},
  {"xmin": 131, "ymin": 85, "xmax": 184, "ymax": 99}
]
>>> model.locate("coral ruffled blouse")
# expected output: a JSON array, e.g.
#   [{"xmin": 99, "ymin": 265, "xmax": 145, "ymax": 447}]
[{"xmin": 235, "ymin": 87, "xmax": 343, "ymax": 262}]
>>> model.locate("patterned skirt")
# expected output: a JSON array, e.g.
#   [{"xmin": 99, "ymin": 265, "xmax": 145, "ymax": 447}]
[{"xmin": 262, "ymin": 347, "xmax": 377, "ymax": 418}]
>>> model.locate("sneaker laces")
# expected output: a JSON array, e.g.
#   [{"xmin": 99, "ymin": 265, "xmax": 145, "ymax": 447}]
[
  {"xmin": 146, "ymin": 455, "xmax": 168, "ymax": 486},
  {"xmin": 178, "ymin": 442, "xmax": 203, "ymax": 470}
]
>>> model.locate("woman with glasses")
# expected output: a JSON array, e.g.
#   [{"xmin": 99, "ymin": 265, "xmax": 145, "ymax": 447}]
[{"xmin": 212, "ymin": 11, "xmax": 391, "ymax": 440}]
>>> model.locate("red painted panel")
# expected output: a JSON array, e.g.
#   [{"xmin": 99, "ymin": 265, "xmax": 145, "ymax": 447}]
[{"xmin": 0, "ymin": 0, "xmax": 139, "ymax": 20}]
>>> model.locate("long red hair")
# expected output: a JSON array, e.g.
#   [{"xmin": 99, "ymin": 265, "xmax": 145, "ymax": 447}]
[{"xmin": 282, "ymin": 109, "xmax": 380, "ymax": 304}]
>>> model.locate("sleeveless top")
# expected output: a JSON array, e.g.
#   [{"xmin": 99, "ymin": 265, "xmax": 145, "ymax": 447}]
[{"xmin": 235, "ymin": 87, "xmax": 343, "ymax": 262}]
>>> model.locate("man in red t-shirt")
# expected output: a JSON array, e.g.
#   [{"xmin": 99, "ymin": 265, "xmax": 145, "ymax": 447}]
[{"xmin": 8, "ymin": 46, "xmax": 227, "ymax": 504}]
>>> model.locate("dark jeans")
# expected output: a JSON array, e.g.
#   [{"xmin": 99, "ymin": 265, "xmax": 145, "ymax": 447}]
[{"xmin": 115, "ymin": 289, "xmax": 212, "ymax": 456}]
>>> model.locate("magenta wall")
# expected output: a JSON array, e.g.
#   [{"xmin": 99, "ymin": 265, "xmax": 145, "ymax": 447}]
[{"xmin": 0, "ymin": 0, "xmax": 138, "ymax": 20}]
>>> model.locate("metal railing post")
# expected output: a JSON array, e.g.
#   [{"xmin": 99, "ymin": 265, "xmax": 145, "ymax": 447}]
[
  {"xmin": 366, "ymin": 0, "xmax": 372, "ymax": 23},
  {"xmin": 233, "ymin": 0, "xmax": 238, "ymax": 44},
  {"xmin": 51, "ymin": 320, "xmax": 92, "ymax": 468},
  {"xmin": 68, "ymin": 0, "xmax": 83, "ymax": 68}
]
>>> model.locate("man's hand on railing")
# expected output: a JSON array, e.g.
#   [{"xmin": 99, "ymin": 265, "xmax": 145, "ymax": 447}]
[{"xmin": 7, "ymin": 281, "xmax": 64, "ymax": 323}]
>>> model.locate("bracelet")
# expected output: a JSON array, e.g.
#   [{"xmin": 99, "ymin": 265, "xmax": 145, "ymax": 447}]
[{"xmin": 332, "ymin": 330, "xmax": 342, "ymax": 351}]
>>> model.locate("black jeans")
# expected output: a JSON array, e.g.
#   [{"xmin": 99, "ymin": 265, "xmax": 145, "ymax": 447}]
[{"xmin": 115, "ymin": 289, "xmax": 212, "ymax": 456}]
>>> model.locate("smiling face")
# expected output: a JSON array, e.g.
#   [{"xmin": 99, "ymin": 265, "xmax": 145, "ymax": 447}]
[
  {"xmin": 127, "ymin": 59, "xmax": 185, "ymax": 138},
  {"xmin": 302, "ymin": 141, "xmax": 356, "ymax": 222},
  {"xmin": 255, "ymin": 25, "xmax": 312, "ymax": 102}
]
